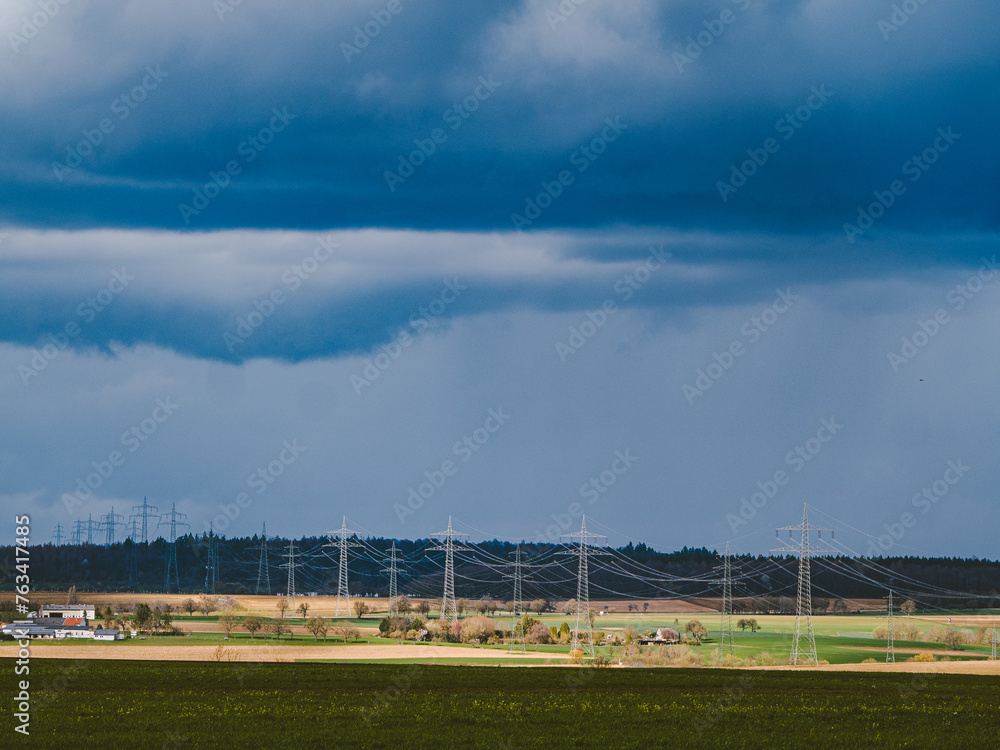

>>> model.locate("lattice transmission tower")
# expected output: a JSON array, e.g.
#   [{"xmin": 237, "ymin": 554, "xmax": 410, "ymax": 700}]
[
  {"xmin": 204, "ymin": 533, "xmax": 218, "ymax": 594},
  {"xmin": 51, "ymin": 523, "xmax": 64, "ymax": 546},
  {"xmin": 85, "ymin": 513, "xmax": 98, "ymax": 545},
  {"xmin": 71, "ymin": 519, "xmax": 84, "ymax": 546},
  {"xmin": 508, "ymin": 544, "xmax": 527, "ymax": 653},
  {"xmin": 255, "ymin": 523, "xmax": 271, "ymax": 595},
  {"xmin": 772, "ymin": 504, "xmax": 834, "ymax": 666},
  {"xmin": 132, "ymin": 497, "xmax": 159, "ymax": 544},
  {"xmin": 886, "ymin": 589, "xmax": 895, "ymax": 664},
  {"xmin": 717, "ymin": 542, "xmax": 736, "ymax": 657},
  {"xmin": 382, "ymin": 543, "xmax": 401, "ymax": 617},
  {"xmin": 159, "ymin": 503, "xmax": 189, "ymax": 593},
  {"xmin": 992, "ymin": 622, "xmax": 997, "ymax": 661},
  {"xmin": 560, "ymin": 515, "xmax": 609, "ymax": 657},
  {"xmin": 327, "ymin": 517, "xmax": 362, "ymax": 616},
  {"xmin": 280, "ymin": 541, "xmax": 299, "ymax": 614},
  {"xmin": 100, "ymin": 507, "xmax": 124, "ymax": 547},
  {"xmin": 429, "ymin": 517, "xmax": 469, "ymax": 621}
]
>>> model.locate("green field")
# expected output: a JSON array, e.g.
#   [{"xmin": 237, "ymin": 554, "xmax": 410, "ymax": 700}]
[{"xmin": 12, "ymin": 660, "xmax": 1000, "ymax": 748}]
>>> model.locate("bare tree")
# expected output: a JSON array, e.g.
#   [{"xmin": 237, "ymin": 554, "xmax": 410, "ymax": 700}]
[
  {"xmin": 530, "ymin": 599, "xmax": 548, "ymax": 615},
  {"xmin": 197, "ymin": 596, "xmax": 219, "ymax": 616},
  {"xmin": 275, "ymin": 596, "xmax": 289, "ymax": 619},
  {"xmin": 901, "ymin": 600, "xmax": 916, "ymax": 617},
  {"xmin": 643, "ymin": 602, "xmax": 649, "ymax": 613},
  {"xmin": 297, "ymin": 602, "xmax": 310, "ymax": 619},
  {"xmin": 181, "ymin": 598, "xmax": 197, "ymax": 616},
  {"xmin": 393, "ymin": 596, "xmax": 412, "ymax": 615},
  {"xmin": 306, "ymin": 616, "xmax": 328, "ymax": 641},
  {"xmin": 352, "ymin": 600, "xmax": 370, "ymax": 619},
  {"xmin": 267, "ymin": 619, "xmax": 290, "ymax": 640},
  {"xmin": 416, "ymin": 600, "xmax": 431, "ymax": 617},
  {"xmin": 242, "ymin": 615, "xmax": 263, "ymax": 640},
  {"xmin": 219, "ymin": 612, "xmax": 240, "ymax": 637}
]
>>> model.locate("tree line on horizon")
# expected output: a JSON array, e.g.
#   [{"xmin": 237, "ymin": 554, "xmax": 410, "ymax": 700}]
[{"xmin": 1, "ymin": 535, "xmax": 997, "ymax": 609}]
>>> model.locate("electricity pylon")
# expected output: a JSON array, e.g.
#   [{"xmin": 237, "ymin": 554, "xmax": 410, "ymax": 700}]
[
  {"xmin": 991, "ymin": 622, "xmax": 997, "ymax": 660},
  {"xmin": 559, "ymin": 515, "xmax": 609, "ymax": 657},
  {"xmin": 51, "ymin": 523, "xmax": 64, "ymax": 546},
  {"xmin": 204, "ymin": 533, "xmax": 218, "ymax": 594},
  {"xmin": 280, "ymin": 541, "xmax": 299, "ymax": 614},
  {"xmin": 131, "ymin": 497, "xmax": 159, "ymax": 544},
  {"xmin": 85, "ymin": 513, "xmax": 98, "ymax": 545},
  {"xmin": 429, "ymin": 516, "xmax": 469, "ymax": 621},
  {"xmin": 124, "ymin": 516, "xmax": 141, "ymax": 589},
  {"xmin": 886, "ymin": 590, "xmax": 895, "ymax": 664},
  {"xmin": 382, "ymin": 543, "xmax": 401, "ymax": 617},
  {"xmin": 158, "ymin": 503, "xmax": 189, "ymax": 593},
  {"xmin": 772, "ymin": 504, "xmax": 834, "ymax": 666},
  {"xmin": 717, "ymin": 542, "xmax": 736, "ymax": 657},
  {"xmin": 71, "ymin": 519, "xmax": 84, "ymax": 546},
  {"xmin": 508, "ymin": 545, "xmax": 527, "ymax": 653},
  {"xmin": 124, "ymin": 515, "xmax": 141, "ymax": 541},
  {"xmin": 326, "ymin": 517, "xmax": 362, "ymax": 616},
  {"xmin": 127, "ymin": 536, "xmax": 139, "ymax": 590},
  {"xmin": 100, "ymin": 507, "xmax": 124, "ymax": 547},
  {"xmin": 255, "ymin": 523, "xmax": 271, "ymax": 595}
]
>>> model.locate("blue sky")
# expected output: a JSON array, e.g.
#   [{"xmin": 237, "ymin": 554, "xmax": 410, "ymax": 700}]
[{"xmin": 1, "ymin": 0, "xmax": 998, "ymax": 558}]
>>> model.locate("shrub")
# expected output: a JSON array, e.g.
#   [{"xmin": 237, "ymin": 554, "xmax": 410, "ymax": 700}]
[
  {"xmin": 460, "ymin": 616, "xmax": 496, "ymax": 644},
  {"xmin": 568, "ymin": 649, "xmax": 585, "ymax": 664},
  {"xmin": 872, "ymin": 626, "xmax": 888, "ymax": 640},
  {"xmin": 910, "ymin": 653, "xmax": 935, "ymax": 662},
  {"xmin": 526, "ymin": 622, "xmax": 552, "ymax": 645},
  {"xmin": 861, "ymin": 658, "xmax": 878, "ymax": 664}
]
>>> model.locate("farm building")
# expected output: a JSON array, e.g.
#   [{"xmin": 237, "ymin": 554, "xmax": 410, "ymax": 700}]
[
  {"xmin": 2, "ymin": 618, "xmax": 120, "ymax": 641},
  {"xmin": 39, "ymin": 604, "xmax": 96, "ymax": 619},
  {"xmin": 637, "ymin": 627, "xmax": 680, "ymax": 645}
]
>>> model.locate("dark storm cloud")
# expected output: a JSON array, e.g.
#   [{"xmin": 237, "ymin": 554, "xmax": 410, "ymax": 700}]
[{"xmin": 0, "ymin": 0, "xmax": 996, "ymax": 239}]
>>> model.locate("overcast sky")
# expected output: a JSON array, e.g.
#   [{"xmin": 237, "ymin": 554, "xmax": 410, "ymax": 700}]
[{"xmin": 1, "ymin": 0, "xmax": 997, "ymax": 558}]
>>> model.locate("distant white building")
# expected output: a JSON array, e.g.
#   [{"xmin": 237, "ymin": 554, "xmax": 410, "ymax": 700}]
[
  {"xmin": 93, "ymin": 629, "xmax": 123, "ymax": 641},
  {"xmin": 39, "ymin": 604, "xmax": 96, "ymax": 620}
]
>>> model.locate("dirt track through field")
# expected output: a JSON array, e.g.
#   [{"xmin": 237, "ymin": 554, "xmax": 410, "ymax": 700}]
[{"xmin": 0, "ymin": 642, "xmax": 566, "ymax": 662}]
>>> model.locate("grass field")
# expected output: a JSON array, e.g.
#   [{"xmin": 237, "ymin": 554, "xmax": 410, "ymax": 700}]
[{"xmin": 14, "ymin": 659, "xmax": 1000, "ymax": 749}]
